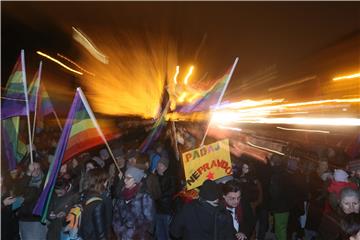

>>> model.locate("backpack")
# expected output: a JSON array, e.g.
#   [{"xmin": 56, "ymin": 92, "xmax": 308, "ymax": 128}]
[{"xmin": 61, "ymin": 196, "xmax": 103, "ymax": 240}]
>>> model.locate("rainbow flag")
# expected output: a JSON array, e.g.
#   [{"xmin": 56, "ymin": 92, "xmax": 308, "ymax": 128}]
[
  {"xmin": 177, "ymin": 58, "xmax": 238, "ymax": 113},
  {"xmin": 1, "ymin": 51, "xmax": 28, "ymax": 119},
  {"xmin": 35, "ymin": 84, "xmax": 58, "ymax": 132},
  {"xmin": 139, "ymin": 100, "xmax": 170, "ymax": 153},
  {"xmin": 139, "ymin": 85, "xmax": 170, "ymax": 153},
  {"xmin": 28, "ymin": 63, "xmax": 41, "ymax": 113},
  {"xmin": 38, "ymin": 84, "xmax": 55, "ymax": 117},
  {"xmin": 27, "ymin": 62, "xmax": 58, "ymax": 132},
  {"xmin": 33, "ymin": 88, "xmax": 119, "ymax": 221},
  {"xmin": 1, "ymin": 117, "xmax": 27, "ymax": 170}
]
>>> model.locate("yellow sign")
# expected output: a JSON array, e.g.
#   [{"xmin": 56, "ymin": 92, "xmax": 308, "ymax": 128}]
[{"xmin": 182, "ymin": 139, "xmax": 232, "ymax": 190}]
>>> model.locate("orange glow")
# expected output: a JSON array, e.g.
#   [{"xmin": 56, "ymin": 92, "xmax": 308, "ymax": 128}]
[
  {"xmin": 178, "ymin": 92, "xmax": 188, "ymax": 103},
  {"xmin": 57, "ymin": 53, "xmax": 95, "ymax": 76},
  {"xmin": 75, "ymin": 32, "xmax": 178, "ymax": 118}
]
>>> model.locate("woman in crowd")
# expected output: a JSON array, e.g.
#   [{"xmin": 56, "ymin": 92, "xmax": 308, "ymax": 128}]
[
  {"xmin": 112, "ymin": 166, "xmax": 155, "ymax": 240},
  {"xmin": 78, "ymin": 168, "xmax": 109, "ymax": 240},
  {"xmin": 319, "ymin": 187, "xmax": 360, "ymax": 240}
]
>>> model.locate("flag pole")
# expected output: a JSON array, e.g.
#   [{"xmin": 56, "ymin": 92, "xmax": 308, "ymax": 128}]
[
  {"xmin": 171, "ymin": 120, "xmax": 180, "ymax": 161},
  {"xmin": 21, "ymin": 50, "xmax": 34, "ymax": 164},
  {"xmin": 52, "ymin": 109, "xmax": 63, "ymax": 131},
  {"xmin": 200, "ymin": 57, "xmax": 239, "ymax": 146},
  {"xmin": 31, "ymin": 61, "xmax": 42, "ymax": 143},
  {"xmin": 76, "ymin": 88, "xmax": 121, "ymax": 173}
]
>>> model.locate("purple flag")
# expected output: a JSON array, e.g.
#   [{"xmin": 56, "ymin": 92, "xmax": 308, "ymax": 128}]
[{"xmin": 33, "ymin": 90, "xmax": 81, "ymax": 221}]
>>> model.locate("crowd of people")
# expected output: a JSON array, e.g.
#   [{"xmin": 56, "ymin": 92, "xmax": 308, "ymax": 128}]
[{"xmin": 1, "ymin": 125, "xmax": 360, "ymax": 240}]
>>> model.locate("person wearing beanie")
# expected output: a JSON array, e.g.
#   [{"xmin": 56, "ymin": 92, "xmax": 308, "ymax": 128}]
[
  {"xmin": 170, "ymin": 180, "xmax": 235, "ymax": 240},
  {"xmin": 199, "ymin": 179, "xmax": 221, "ymax": 202},
  {"xmin": 327, "ymin": 169, "xmax": 358, "ymax": 212},
  {"xmin": 112, "ymin": 166, "xmax": 154, "ymax": 240},
  {"xmin": 125, "ymin": 166, "xmax": 145, "ymax": 185},
  {"xmin": 152, "ymin": 153, "xmax": 178, "ymax": 240},
  {"xmin": 99, "ymin": 149, "xmax": 109, "ymax": 161}
]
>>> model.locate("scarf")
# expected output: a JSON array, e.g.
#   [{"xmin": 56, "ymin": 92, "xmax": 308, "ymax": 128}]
[
  {"xmin": 29, "ymin": 171, "xmax": 44, "ymax": 188},
  {"xmin": 121, "ymin": 184, "xmax": 141, "ymax": 201}
]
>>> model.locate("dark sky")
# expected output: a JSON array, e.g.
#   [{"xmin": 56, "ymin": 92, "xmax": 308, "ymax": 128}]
[{"xmin": 2, "ymin": 1, "xmax": 360, "ymax": 101}]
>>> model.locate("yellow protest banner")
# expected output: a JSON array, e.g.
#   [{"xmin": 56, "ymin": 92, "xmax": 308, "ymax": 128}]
[{"xmin": 182, "ymin": 139, "xmax": 232, "ymax": 190}]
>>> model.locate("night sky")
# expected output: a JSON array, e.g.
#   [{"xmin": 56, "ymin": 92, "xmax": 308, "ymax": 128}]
[{"xmin": 2, "ymin": 2, "xmax": 360, "ymax": 111}]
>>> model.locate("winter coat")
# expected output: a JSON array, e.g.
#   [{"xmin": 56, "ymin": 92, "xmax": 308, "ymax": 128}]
[
  {"xmin": 112, "ymin": 186, "xmax": 155, "ymax": 240},
  {"xmin": 155, "ymin": 171, "xmax": 178, "ymax": 215},
  {"xmin": 1, "ymin": 195, "xmax": 20, "ymax": 240},
  {"xmin": 219, "ymin": 198, "xmax": 256, "ymax": 238},
  {"xmin": 268, "ymin": 166, "xmax": 295, "ymax": 213},
  {"xmin": 170, "ymin": 199, "xmax": 236, "ymax": 240},
  {"xmin": 79, "ymin": 192, "xmax": 107, "ymax": 240},
  {"xmin": 47, "ymin": 188, "xmax": 79, "ymax": 240},
  {"xmin": 17, "ymin": 175, "xmax": 45, "ymax": 222}
]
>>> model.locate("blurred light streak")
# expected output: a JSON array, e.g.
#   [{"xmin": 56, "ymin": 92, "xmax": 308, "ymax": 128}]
[
  {"xmin": 234, "ymin": 117, "xmax": 360, "ymax": 126},
  {"xmin": 218, "ymin": 125, "xmax": 242, "ymax": 132},
  {"xmin": 178, "ymin": 92, "xmax": 188, "ymax": 103},
  {"xmin": 57, "ymin": 53, "xmax": 95, "ymax": 76},
  {"xmin": 226, "ymin": 98, "xmax": 360, "ymax": 115},
  {"xmin": 333, "ymin": 72, "xmax": 360, "ymax": 81},
  {"xmin": 36, "ymin": 51, "xmax": 83, "ymax": 75},
  {"xmin": 183, "ymin": 66, "xmax": 194, "ymax": 85},
  {"xmin": 173, "ymin": 65, "xmax": 180, "ymax": 84},
  {"xmin": 267, "ymin": 111, "xmax": 308, "ymax": 116},
  {"xmin": 268, "ymin": 75, "xmax": 316, "ymax": 92},
  {"xmin": 247, "ymin": 141, "xmax": 285, "ymax": 155},
  {"xmin": 220, "ymin": 99, "xmax": 284, "ymax": 110},
  {"xmin": 72, "ymin": 27, "xmax": 109, "ymax": 64},
  {"xmin": 276, "ymin": 126, "xmax": 330, "ymax": 134}
]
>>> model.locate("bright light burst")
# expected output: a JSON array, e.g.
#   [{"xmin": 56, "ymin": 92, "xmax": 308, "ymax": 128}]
[{"xmin": 75, "ymin": 32, "xmax": 177, "ymax": 118}]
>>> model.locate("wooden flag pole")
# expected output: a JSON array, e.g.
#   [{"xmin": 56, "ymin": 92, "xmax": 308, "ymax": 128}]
[
  {"xmin": 52, "ymin": 109, "xmax": 63, "ymax": 131},
  {"xmin": 200, "ymin": 57, "xmax": 239, "ymax": 146}
]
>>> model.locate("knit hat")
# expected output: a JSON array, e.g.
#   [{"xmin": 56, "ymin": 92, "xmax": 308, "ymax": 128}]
[
  {"xmin": 215, "ymin": 175, "xmax": 234, "ymax": 184},
  {"xmin": 125, "ymin": 166, "xmax": 145, "ymax": 184},
  {"xmin": 158, "ymin": 156, "xmax": 169, "ymax": 168},
  {"xmin": 92, "ymin": 156, "xmax": 105, "ymax": 168},
  {"xmin": 113, "ymin": 148, "xmax": 124, "ymax": 158},
  {"xmin": 334, "ymin": 169, "xmax": 349, "ymax": 182},
  {"xmin": 99, "ymin": 149, "xmax": 109, "ymax": 160},
  {"xmin": 199, "ymin": 180, "xmax": 220, "ymax": 201}
]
